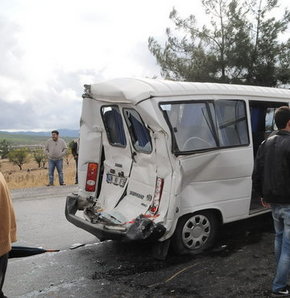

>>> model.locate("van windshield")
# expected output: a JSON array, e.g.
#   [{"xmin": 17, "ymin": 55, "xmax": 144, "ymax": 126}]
[
  {"xmin": 160, "ymin": 100, "xmax": 249, "ymax": 153},
  {"xmin": 101, "ymin": 106, "xmax": 126, "ymax": 147},
  {"xmin": 123, "ymin": 109, "xmax": 152, "ymax": 153}
]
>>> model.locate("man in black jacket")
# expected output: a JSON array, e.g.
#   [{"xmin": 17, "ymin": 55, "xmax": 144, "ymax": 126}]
[{"xmin": 252, "ymin": 106, "xmax": 290, "ymax": 297}]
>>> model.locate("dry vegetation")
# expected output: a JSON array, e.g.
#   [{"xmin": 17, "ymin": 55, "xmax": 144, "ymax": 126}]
[{"xmin": 0, "ymin": 155, "xmax": 77, "ymax": 189}]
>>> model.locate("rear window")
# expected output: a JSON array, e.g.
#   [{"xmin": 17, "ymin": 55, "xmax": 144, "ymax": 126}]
[
  {"xmin": 160, "ymin": 100, "xmax": 249, "ymax": 153},
  {"xmin": 123, "ymin": 109, "xmax": 152, "ymax": 153},
  {"xmin": 101, "ymin": 106, "xmax": 126, "ymax": 147}
]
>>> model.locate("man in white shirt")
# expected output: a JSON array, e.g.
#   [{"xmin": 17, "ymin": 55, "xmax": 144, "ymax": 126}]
[{"xmin": 45, "ymin": 130, "xmax": 67, "ymax": 186}]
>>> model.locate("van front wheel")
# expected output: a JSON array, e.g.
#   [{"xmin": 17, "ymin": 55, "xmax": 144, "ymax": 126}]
[{"xmin": 171, "ymin": 211, "xmax": 219, "ymax": 255}]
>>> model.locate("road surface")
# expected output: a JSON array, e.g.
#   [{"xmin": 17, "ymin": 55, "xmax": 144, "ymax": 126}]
[
  {"xmin": 10, "ymin": 185, "xmax": 97, "ymax": 249},
  {"xmin": 4, "ymin": 185, "xmax": 276, "ymax": 297}
]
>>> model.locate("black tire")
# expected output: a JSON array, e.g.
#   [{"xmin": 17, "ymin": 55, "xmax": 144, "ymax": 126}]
[{"xmin": 171, "ymin": 211, "xmax": 219, "ymax": 255}]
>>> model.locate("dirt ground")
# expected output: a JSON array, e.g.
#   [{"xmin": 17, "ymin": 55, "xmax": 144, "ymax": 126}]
[{"xmin": 0, "ymin": 156, "xmax": 76, "ymax": 189}]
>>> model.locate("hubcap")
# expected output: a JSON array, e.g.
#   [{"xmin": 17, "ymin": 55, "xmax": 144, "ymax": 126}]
[{"xmin": 182, "ymin": 214, "xmax": 210, "ymax": 250}]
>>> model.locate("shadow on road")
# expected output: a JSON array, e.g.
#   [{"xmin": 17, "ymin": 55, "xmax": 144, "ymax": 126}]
[
  {"xmin": 91, "ymin": 213, "xmax": 274, "ymax": 296},
  {"xmin": 91, "ymin": 212, "xmax": 274, "ymax": 277},
  {"xmin": 83, "ymin": 213, "xmax": 274, "ymax": 297}
]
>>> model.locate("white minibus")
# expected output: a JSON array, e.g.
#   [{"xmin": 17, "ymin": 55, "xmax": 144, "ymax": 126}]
[{"xmin": 65, "ymin": 78, "xmax": 290, "ymax": 257}]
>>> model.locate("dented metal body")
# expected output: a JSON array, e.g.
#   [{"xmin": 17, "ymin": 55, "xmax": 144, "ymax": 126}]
[{"xmin": 65, "ymin": 78, "xmax": 290, "ymax": 247}]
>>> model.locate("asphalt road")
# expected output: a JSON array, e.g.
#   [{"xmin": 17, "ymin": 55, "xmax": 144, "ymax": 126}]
[
  {"xmin": 10, "ymin": 185, "xmax": 97, "ymax": 249},
  {"xmin": 4, "ymin": 186, "xmax": 277, "ymax": 297}
]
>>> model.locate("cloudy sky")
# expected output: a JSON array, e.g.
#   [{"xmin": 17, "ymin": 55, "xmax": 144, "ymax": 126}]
[{"xmin": 0, "ymin": 0, "xmax": 289, "ymax": 131}]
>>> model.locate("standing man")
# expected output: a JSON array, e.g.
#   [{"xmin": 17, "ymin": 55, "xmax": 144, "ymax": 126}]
[
  {"xmin": 71, "ymin": 138, "xmax": 79, "ymax": 184},
  {"xmin": 45, "ymin": 130, "xmax": 67, "ymax": 186},
  {"xmin": 252, "ymin": 106, "xmax": 290, "ymax": 297},
  {"xmin": 0, "ymin": 172, "xmax": 17, "ymax": 298}
]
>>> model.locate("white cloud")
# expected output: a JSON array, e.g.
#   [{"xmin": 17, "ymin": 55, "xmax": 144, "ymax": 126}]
[{"xmin": 0, "ymin": 0, "xmax": 289, "ymax": 130}]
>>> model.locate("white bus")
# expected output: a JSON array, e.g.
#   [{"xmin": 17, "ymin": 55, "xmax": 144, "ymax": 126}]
[{"xmin": 65, "ymin": 78, "xmax": 290, "ymax": 257}]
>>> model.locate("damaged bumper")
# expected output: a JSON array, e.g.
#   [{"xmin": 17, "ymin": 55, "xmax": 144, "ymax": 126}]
[{"xmin": 65, "ymin": 194, "xmax": 166, "ymax": 242}]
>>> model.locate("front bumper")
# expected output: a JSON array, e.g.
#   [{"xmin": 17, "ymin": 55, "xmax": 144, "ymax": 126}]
[{"xmin": 65, "ymin": 194, "xmax": 166, "ymax": 242}]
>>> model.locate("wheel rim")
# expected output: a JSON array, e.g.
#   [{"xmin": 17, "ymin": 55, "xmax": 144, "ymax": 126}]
[{"xmin": 182, "ymin": 214, "xmax": 211, "ymax": 250}]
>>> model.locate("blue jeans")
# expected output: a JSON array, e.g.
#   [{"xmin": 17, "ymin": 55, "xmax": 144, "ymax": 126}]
[
  {"xmin": 48, "ymin": 159, "xmax": 64, "ymax": 185},
  {"xmin": 272, "ymin": 204, "xmax": 290, "ymax": 292}
]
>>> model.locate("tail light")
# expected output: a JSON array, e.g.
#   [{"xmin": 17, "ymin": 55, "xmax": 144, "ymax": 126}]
[
  {"xmin": 148, "ymin": 177, "xmax": 164, "ymax": 215},
  {"xmin": 85, "ymin": 162, "xmax": 98, "ymax": 192}
]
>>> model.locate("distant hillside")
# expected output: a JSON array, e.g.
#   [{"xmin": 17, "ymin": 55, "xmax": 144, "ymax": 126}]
[
  {"xmin": 0, "ymin": 129, "xmax": 78, "ymax": 146},
  {"xmin": 0, "ymin": 129, "xmax": 79, "ymax": 137}
]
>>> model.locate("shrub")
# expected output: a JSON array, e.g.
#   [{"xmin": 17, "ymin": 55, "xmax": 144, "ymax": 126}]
[
  {"xmin": 33, "ymin": 149, "xmax": 47, "ymax": 168},
  {"xmin": 8, "ymin": 148, "xmax": 30, "ymax": 170}
]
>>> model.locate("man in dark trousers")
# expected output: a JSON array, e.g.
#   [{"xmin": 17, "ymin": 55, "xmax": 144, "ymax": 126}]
[
  {"xmin": 71, "ymin": 138, "xmax": 79, "ymax": 184},
  {"xmin": 252, "ymin": 106, "xmax": 290, "ymax": 297},
  {"xmin": 0, "ymin": 172, "xmax": 17, "ymax": 298}
]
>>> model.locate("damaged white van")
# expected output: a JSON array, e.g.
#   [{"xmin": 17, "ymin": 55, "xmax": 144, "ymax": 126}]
[{"xmin": 65, "ymin": 78, "xmax": 290, "ymax": 256}]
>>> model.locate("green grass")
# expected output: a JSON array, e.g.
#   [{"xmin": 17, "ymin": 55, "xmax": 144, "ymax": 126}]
[{"xmin": 0, "ymin": 132, "xmax": 74, "ymax": 146}]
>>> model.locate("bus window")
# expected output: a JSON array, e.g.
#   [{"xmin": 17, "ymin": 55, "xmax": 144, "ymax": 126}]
[
  {"xmin": 215, "ymin": 100, "xmax": 249, "ymax": 147},
  {"xmin": 265, "ymin": 108, "xmax": 277, "ymax": 135},
  {"xmin": 160, "ymin": 100, "xmax": 249, "ymax": 154},
  {"xmin": 123, "ymin": 109, "xmax": 152, "ymax": 153},
  {"xmin": 101, "ymin": 106, "xmax": 126, "ymax": 147},
  {"xmin": 161, "ymin": 102, "xmax": 217, "ymax": 152}
]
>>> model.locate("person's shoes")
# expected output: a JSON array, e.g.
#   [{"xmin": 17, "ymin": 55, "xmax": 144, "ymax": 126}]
[
  {"xmin": 60, "ymin": 183, "xmax": 66, "ymax": 186},
  {"xmin": 272, "ymin": 286, "xmax": 290, "ymax": 297},
  {"xmin": 47, "ymin": 183, "xmax": 54, "ymax": 186}
]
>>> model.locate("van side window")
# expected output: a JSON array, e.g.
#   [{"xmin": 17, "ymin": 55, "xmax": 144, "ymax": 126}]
[
  {"xmin": 216, "ymin": 100, "xmax": 248, "ymax": 146},
  {"xmin": 160, "ymin": 100, "xmax": 249, "ymax": 153},
  {"xmin": 265, "ymin": 108, "xmax": 277, "ymax": 133},
  {"xmin": 123, "ymin": 109, "xmax": 152, "ymax": 153},
  {"xmin": 101, "ymin": 106, "xmax": 126, "ymax": 147}
]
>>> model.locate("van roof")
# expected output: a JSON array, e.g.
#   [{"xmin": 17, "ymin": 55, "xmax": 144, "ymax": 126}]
[{"xmin": 85, "ymin": 77, "xmax": 290, "ymax": 104}]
